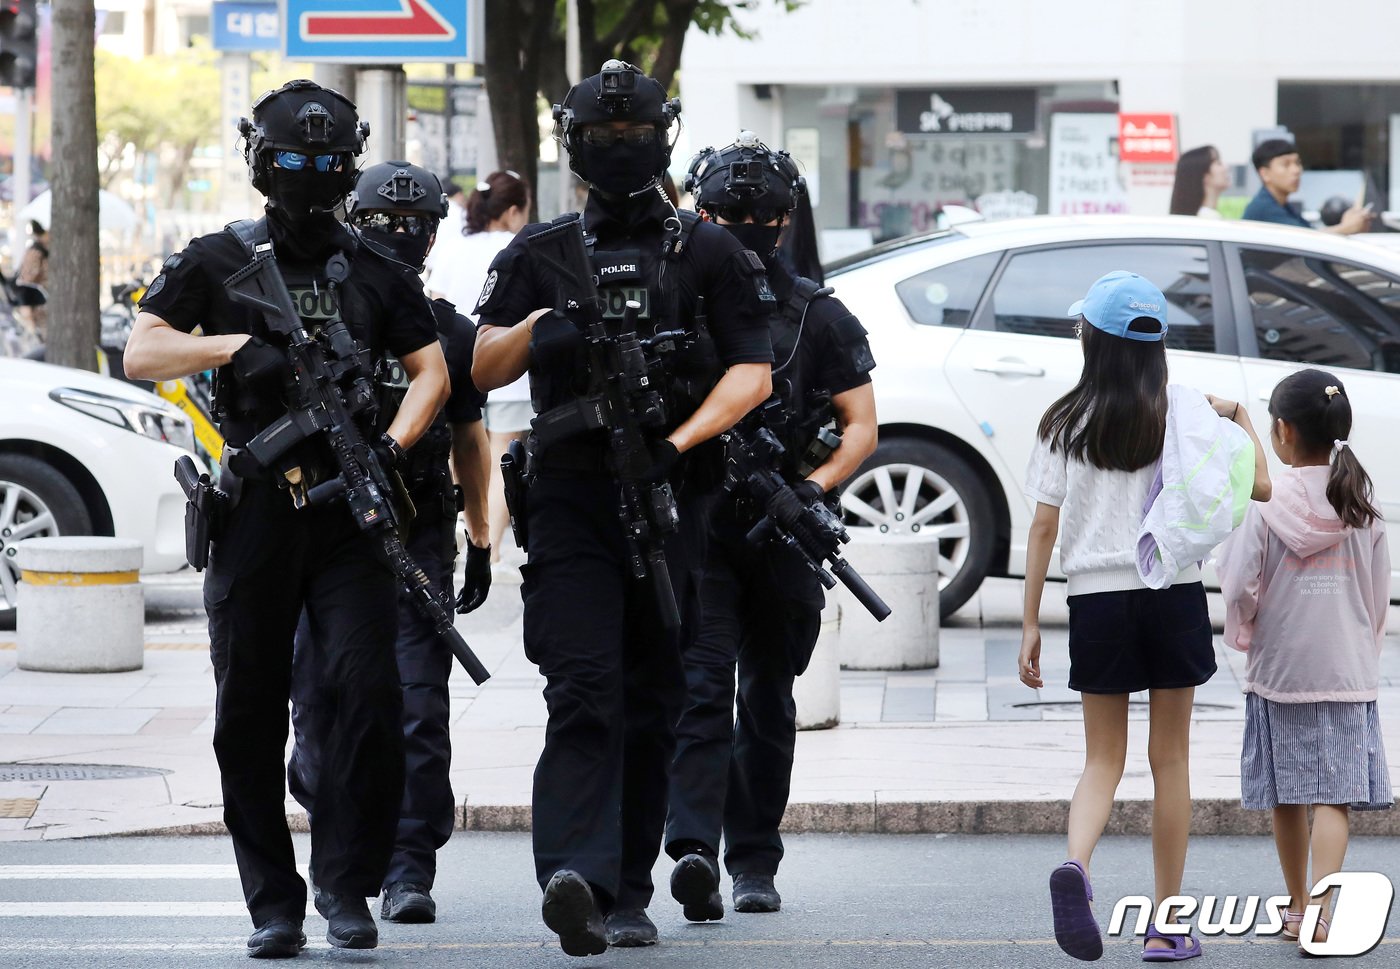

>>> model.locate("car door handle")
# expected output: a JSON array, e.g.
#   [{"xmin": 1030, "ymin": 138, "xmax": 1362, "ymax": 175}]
[{"xmin": 974, "ymin": 358, "xmax": 1046, "ymax": 378}]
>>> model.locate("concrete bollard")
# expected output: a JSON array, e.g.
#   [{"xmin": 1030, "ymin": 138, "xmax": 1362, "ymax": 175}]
[
  {"xmin": 794, "ymin": 597, "xmax": 840, "ymax": 730},
  {"xmin": 837, "ymin": 540, "xmax": 939, "ymax": 670},
  {"xmin": 16, "ymin": 537, "xmax": 144, "ymax": 673}
]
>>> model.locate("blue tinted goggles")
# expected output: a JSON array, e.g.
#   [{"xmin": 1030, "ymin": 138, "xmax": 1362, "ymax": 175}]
[{"xmin": 274, "ymin": 151, "xmax": 344, "ymax": 173}]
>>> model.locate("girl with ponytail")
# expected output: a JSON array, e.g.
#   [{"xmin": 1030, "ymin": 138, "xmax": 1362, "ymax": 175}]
[{"xmin": 1219, "ymin": 368, "xmax": 1392, "ymax": 954}]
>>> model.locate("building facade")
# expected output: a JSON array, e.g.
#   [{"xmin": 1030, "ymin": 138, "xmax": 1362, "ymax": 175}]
[{"xmin": 678, "ymin": 0, "xmax": 1400, "ymax": 250}]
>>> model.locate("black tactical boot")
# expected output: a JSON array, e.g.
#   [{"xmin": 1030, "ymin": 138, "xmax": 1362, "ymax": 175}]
[
  {"xmin": 246, "ymin": 917, "xmax": 306, "ymax": 959},
  {"xmin": 314, "ymin": 891, "xmax": 378, "ymax": 949},
  {"xmin": 604, "ymin": 907, "xmax": 658, "ymax": 947},
  {"xmin": 381, "ymin": 882, "xmax": 436, "ymax": 924},
  {"xmin": 541, "ymin": 870, "xmax": 607, "ymax": 957},
  {"xmin": 733, "ymin": 872, "xmax": 782, "ymax": 913},
  {"xmin": 670, "ymin": 852, "xmax": 724, "ymax": 922}
]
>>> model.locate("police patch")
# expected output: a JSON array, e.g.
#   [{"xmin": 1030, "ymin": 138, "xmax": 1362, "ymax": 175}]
[
  {"xmin": 755, "ymin": 275, "xmax": 776, "ymax": 303},
  {"xmin": 476, "ymin": 270, "xmax": 498, "ymax": 311},
  {"xmin": 144, "ymin": 274, "xmax": 167, "ymax": 300}
]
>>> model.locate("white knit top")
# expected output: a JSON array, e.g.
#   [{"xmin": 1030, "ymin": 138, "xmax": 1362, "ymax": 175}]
[{"xmin": 1025, "ymin": 433, "xmax": 1201, "ymax": 595}]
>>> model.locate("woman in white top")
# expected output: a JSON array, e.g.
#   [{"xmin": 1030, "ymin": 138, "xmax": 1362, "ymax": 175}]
[
  {"xmin": 1169, "ymin": 145, "xmax": 1230, "ymax": 218},
  {"xmin": 429, "ymin": 170, "xmax": 532, "ymax": 564}
]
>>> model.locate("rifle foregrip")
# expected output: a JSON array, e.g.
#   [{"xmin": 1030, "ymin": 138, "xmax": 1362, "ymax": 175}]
[{"xmin": 830, "ymin": 557, "xmax": 892, "ymax": 622}]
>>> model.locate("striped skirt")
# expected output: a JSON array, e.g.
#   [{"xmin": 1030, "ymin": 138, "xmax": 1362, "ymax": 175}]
[{"xmin": 1241, "ymin": 693, "xmax": 1393, "ymax": 811}]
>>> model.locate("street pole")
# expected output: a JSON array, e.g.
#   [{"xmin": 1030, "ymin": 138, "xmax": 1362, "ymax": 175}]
[
  {"xmin": 557, "ymin": 0, "xmax": 580, "ymax": 216},
  {"xmin": 444, "ymin": 62, "xmax": 455, "ymax": 181},
  {"xmin": 356, "ymin": 66, "xmax": 406, "ymax": 164},
  {"xmin": 9, "ymin": 86, "xmax": 32, "ymax": 267}
]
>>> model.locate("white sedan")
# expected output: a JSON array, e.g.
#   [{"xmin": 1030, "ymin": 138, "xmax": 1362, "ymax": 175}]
[
  {"xmin": 0, "ymin": 358, "xmax": 197, "ymax": 615},
  {"xmin": 830, "ymin": 215, "xmax": 1400, "ymax": 617}
]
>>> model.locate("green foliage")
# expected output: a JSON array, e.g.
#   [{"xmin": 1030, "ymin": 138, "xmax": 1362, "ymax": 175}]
[{"xmin": 95, "ymin": 46, "xmax": 220, "ymax": 187}]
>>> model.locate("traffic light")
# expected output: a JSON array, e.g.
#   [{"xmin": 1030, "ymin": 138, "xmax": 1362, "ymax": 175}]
[{"xmin": 0, "ymin": 0, "xmax": 37, "ymax": 89}]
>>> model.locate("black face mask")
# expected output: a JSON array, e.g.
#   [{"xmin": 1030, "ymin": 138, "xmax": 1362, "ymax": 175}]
[
  {"xmin": 266, "ymin": 167, "xmax": 348, "ymax": 220},
  {"xmin": 358, "ymin": 226, "xmax": 432, "ymax": 272},
  {"xmin": 576, "ymin": 140, "xmax": 668, "ymax": 198},
  {"xmin": 724, "ymin": 221, "xmax": 782, "ymax": 259},
  {"xmin": 265, "ymin": 205, "xmax": 342, "ymax": 264}
]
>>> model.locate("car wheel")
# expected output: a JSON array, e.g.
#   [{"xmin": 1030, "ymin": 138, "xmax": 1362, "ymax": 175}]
[
  {"xmin": 0, "ymin": 454, "xmax": 94, "ymax": 616},
  {"xmin": 840, "ymin": 438, "xmax": 996, "ymax": 619}
]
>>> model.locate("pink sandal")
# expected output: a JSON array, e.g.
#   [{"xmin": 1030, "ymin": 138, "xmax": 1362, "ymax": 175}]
[
  {"xmin": 1279, "ymin": 908, "xmax": 1304, "ymax": 941},
  {"xmin": 1298, "ymin": 915, "xmax": 1331, "ymax": 958}
]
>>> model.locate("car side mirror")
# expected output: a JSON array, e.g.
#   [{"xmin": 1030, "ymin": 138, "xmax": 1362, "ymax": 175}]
[{"xmin": 12, "ymin": 282, "xmax": 47, "ymax": 308}]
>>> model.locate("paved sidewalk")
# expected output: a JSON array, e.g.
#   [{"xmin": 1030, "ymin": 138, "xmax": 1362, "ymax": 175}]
[{"xmin": 1, "ymin": 571, "xmax": 1397, "ymax": 841}]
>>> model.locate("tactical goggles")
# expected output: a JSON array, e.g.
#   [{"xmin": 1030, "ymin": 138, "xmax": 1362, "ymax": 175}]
[
  {"xmin": 578, "ymin": 125, "xmax": 660, "ymax": 148},
  {"xmin": 355, "ymin": 211, "xmax": 435, "ymax": 236},
  {"xmin": 274, "ymin": 150, "xmax": 347, "ymax": 172},
  {"xmin": 711, "ymin": 205, "xmax": 784, "ymax": 225}
]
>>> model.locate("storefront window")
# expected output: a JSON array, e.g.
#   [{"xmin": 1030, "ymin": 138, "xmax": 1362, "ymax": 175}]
[{"xmin": 778, "ymin": 82, "xmax": 1117, "ymax": 247}]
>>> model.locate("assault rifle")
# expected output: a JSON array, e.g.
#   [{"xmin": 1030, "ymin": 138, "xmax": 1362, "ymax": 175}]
[
  {"xmin": 525, "ymin": 218, "xmax": 686, "ymax": 629},
  {"xmin": 725, "ymin": 422, "xmax": 892, "ymax": 621},
  {"xmin": 218, "ymin": 241, "xmax": 491, "ymax": 685}
]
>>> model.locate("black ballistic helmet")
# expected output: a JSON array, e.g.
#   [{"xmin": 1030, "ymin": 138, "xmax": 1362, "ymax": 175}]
[
  {"xmin": 238, "ymin": 79, "xmax": 369, "ymax": 195},
  {"xmin": 347, "ymin": 161, "xmax": 450, "ymax": 218},
  {"xmin": 684, "ymin": 130, "xmax": 805, "ymax": 217},
  {"xmin": 553, "ymin": 60, "xmax": 682, "ymax": 171}
]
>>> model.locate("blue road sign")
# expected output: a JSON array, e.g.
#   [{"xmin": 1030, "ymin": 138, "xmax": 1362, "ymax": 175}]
[
  {"xmin": 213, "ymin": 1, "xmax": 280, "ymax": 52},
  {"xmin": 282, "ymin": 0, "xmax": 476, "ymax": 63}
]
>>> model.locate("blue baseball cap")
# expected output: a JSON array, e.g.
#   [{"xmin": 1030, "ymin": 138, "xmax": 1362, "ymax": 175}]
[{"xmin": 1066, "ymin": 271, "xmax": 1168, "ymax": 342}]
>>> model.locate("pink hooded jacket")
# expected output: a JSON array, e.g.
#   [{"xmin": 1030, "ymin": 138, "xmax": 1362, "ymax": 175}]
[{"xmin": 1218, "ymin": 465, "xmax": 1390, "ymax": 703}]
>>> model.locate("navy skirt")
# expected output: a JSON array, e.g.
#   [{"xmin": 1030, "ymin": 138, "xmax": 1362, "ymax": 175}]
[{"xmin": 1241, "ymin": 693, "xmax": 1394, "ymax": 811}]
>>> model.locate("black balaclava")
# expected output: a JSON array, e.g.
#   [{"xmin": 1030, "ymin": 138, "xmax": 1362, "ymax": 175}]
[
  {"xmin": 357, "ymin": 224, "xmax": 433, "ymax": 271},
  {"xmin": 724, "ymin": 222, "xmax": 783, "ymax": 262},
  {"xmin": 576, "ymin": 136, "xmax": 670, "ymax": 199}
]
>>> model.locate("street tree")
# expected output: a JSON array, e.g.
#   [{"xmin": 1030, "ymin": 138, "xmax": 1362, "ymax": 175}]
[
  {"xmin": 483, "ymin": 0, "xmax": 803, "ymax": 211},
  {"xmin": 47, "ymin": 0, "xmax": 99, "ymax": 371}
]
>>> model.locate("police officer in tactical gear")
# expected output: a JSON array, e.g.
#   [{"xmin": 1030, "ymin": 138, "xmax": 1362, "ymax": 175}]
[
  {"xmin": 286, "ymin": 161, "xmax": 492, "ymax": 930},
  {"xmin": 471, "ymin": 62, "xmax": 775, "ymax": 955},
  {"xmin": 124, "ymin": 80, "xmax": 449, "ymax": 958},
  {"xmin": 664, "ymin": 131, "xmax": 877, "ymax": 919}
]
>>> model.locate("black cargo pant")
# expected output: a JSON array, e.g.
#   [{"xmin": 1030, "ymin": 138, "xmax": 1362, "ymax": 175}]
[
  {"xmin": 522, "ymin": 473, "xmax": 702, "ymax": 911},
  {"xmin": 204, "ymin": 480, "xmax": 404, "ymax": 928},
  {"xmin": 665, "ymin": 501, "xmax": 823, "ymax": 878},
  {"xmin": 289, "ymin": 504, "xmax": 457, "ymax": 892}
]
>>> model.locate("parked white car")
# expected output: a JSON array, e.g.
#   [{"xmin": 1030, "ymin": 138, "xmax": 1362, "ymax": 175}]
[
  {"xmin": 0, "ymin": 358, "xmax": 197, "ymax": 615},
  {"xmin": 830, "ymin": 215, "xmax": 1400, "ymax": 616}
]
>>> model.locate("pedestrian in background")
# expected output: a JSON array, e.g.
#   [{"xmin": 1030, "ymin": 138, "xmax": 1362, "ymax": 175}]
[
  {"xmin": 15, "ymin": 219, "xmax": 49, "ymax": 343},
  {"xmin": 1169, "ymin": 145, "xmax": 1230, "ymax": 218},
  {"xmin": 430, "ymin": 170, "xmax": 532, "ymax": 569},
  {"xmin": 1018, "ymin": 271, "xmax": 1270, "ymax": 962},
  {"xmin": 1218, "ymin": 369, "xmax": 1391, "ymax": 955},
  {"xmin": 1243, "ymin": 139, "xmax": 1374, "ymax": 234}
]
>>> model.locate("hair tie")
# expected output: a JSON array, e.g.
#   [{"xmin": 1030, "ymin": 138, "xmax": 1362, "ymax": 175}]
[
  {"xmin": 476, "ymin": 180, "xmax": 491, "ymax": 195},
  {"xmin": 1324, "ymin": 385, "xmax": 1341, "ymax": 399},
  {"xmin": 1333, "ymin": 439, "xmax": 1350, "ymax": 454}
]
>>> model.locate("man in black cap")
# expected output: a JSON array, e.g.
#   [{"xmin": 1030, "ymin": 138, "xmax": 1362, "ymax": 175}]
[
  {"xmin": 666, "ymin": 131, "xmax": 877, "ymax": 920},
  {"xmin": 472, "ymin": 60, "xmax": 775, "ymax": 955},
  {"xmin": 286, "ymin": 160, "xmax": 493, "ymax": 929},
  {"xmin": 124, "ymin": 80, "xmax": 448, "ymax": 958}
]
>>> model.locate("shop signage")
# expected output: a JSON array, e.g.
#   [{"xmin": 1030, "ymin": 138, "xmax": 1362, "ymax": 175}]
[
  {"xmin": 895, "ymin": 88, "xmax": 1037, "ymax": 136},
  {"xmin": 1050, "ymin": 113, "xmax": 1128, "ymax": 215},
  {"xmin": 1118, "ymin": 114, "xmax": 1178, "ymax": 163}
]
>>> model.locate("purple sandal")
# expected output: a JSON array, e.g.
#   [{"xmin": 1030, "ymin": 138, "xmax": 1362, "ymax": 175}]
[
  {"xmin": 1143, "ymin": 924, "xmax": 1202, "ymax": 961},
  {"xmin": 1049, "ymin": 860, "xmax": 1103, "ymax": 961}
]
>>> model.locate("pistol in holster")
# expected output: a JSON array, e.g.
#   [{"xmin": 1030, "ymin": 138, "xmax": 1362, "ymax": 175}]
[
  {"xmin": 500, "ymin": 438, "xmax": 531, "ymax": 554},
  {"xmin": 174, "ymin": 455, "xmax": 229, "ymax": 572}
]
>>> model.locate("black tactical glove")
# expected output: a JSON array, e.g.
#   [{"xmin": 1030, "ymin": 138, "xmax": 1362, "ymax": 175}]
[
  {"xmin": 456, "ymin": 543, "xmax": 492, "ymax": 614},
  {"xmin": 231, "ymin": 336, "xmax": 286, "ymax": 387},
  {"xmin": 765, "ymin": 482, "xmax": 809, "ymax": 532},
  {"xmin": 792, "ymin": 479, "xmax": 825, "ymax": 506},
  {"xmin": 642, "ymin": 439, "xmax": 680, "ymax": 483},
  {"xmin": 373, "ymin": 432, "xmax": 404, "ymax": 470}
]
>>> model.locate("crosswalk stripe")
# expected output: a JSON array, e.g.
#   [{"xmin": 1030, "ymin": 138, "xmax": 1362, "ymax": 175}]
[
  {"xmin": 0, "ymin": 902, "xmax": 247, "ymax": 917},
  {"xmin": 0, "ymin": 865, "xmax": 239, "ymax": 880}
]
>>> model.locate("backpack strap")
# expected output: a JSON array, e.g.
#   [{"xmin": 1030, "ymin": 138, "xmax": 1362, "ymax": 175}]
[
  {"xmin": 224, "ymin": 217, "xmax": 270, "ymax": 257},
  {"xmin": 782, "ymin": 275, "xmax": 833, "ymax": 328},
  {"xmin": 663, "ymin": 209, "xmax": 701, "ymax": 261}
]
